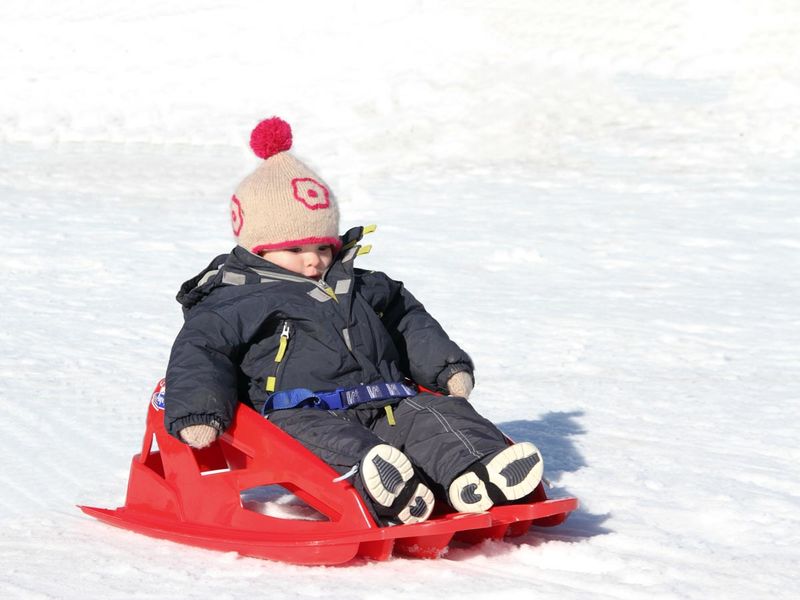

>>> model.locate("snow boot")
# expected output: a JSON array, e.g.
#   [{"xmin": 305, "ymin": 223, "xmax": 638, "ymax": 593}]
[
  {"xmin": 448, "ymin": 442, "xmax": 544, "ymax": 513},
  {"xmin": 360, "ymin": 444, "xmax": 434, "ymax": 525}
]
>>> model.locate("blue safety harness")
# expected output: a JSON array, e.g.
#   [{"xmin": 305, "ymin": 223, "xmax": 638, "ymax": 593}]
[{"xmin": 261, "ymin": 381, "xmax": 417, "ymax": 415}]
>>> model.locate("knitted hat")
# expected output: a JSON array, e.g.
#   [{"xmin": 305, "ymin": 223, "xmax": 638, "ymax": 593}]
[{"xmin": 231, "ymin": 117, "xmax": 340, "ymax": 254}]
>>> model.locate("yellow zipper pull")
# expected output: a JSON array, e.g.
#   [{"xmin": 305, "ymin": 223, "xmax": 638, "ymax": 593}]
[
  {"xmin": 275, "ymin": 321, "xmax": 290, "ymax": 362},
  {"xmin": 267, "ymin": 322, "xmax": 291, "ymax": 392},
  {"xmin": 315, "ymin": 280, "xmax": 338, "ymax": 302},
  {"xmin": 384, "ymin": 405, "xmax": 396, "ymax": 426}
]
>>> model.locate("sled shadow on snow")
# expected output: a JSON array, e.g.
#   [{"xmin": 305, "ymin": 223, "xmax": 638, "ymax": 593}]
[{"xmin": 494, "ymin": 410, "xmax": 611, "ymax": 542}]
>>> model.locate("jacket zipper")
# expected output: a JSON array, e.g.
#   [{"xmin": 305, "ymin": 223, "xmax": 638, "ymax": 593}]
[
  {"xmin": 266, "ymin": 321, "xmax": 291, "ymax": 393},
  {"xmin": 252, "ymin": 269, "xmax": 338, "ymax": 302},
  {"xmin": 254, "ymin": 269, "xmax": 355, "ymax": 379}
]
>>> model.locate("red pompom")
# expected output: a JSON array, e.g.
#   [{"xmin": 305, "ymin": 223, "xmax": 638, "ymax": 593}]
[{"xmin": 249, "ymin": 117, "xmax": 293, "ymax": 159}]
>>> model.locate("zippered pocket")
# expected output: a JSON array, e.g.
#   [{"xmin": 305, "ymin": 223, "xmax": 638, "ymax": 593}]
[{"xmin": 266, "ymin": 320, "xmax": 292, "ymax": 393}]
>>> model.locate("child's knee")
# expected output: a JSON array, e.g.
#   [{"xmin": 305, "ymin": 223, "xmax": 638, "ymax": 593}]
[{"xmin": 423, "ymin": 393, "xmax": 474, "ymax": 412}]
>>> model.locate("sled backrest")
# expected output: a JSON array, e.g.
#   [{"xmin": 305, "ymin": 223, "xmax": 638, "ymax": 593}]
[{"xmin": 131, "ymin": 378, "xmax": 376, "ymax": 531}]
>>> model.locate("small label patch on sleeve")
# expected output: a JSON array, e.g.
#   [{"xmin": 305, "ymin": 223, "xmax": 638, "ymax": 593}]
[{"xmin": 151, "ymin": 378, "xmax": 166, "ymax": 411}]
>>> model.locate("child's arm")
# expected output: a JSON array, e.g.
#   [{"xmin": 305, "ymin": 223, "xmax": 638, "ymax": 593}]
[
  {"xmin": 361, "ymin": 270, "xmax": 474, "ymax": 395},
  {"xmin": 164, "ymin": 309, "xmax": 244, "ymax": 442}
]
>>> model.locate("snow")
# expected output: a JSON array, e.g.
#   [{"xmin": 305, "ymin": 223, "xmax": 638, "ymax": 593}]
[{"xmin": 1, "ymin": 0, "xmax": 799, "ymax": 597}]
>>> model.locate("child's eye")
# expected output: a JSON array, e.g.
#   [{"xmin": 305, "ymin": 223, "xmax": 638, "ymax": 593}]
[
  {"xmin": 288, "ymin": 247, "xmax": 302, "ymax": 253},
  {"xmin": 318, "ymin": 245, "xmax": 332, "ymax": 252}
]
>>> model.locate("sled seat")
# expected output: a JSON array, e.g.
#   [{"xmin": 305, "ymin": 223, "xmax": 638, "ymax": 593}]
[{"xmin": 80, "ymin": 380, "xmax": 578, "ymax": 565}]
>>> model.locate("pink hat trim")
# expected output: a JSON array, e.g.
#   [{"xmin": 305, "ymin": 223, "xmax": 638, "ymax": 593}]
[{"xmin": 252, "ymin": 236, "xmax": 342, "ymax": 255}]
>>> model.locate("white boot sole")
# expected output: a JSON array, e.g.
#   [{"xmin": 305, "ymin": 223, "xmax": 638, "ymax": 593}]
[
  {"xmin": 485, "ymin": 442, "xmax": 544, "ymax": 501},
  {"xmin": 397, "ymin": 482, "xmax": 435, "ymax": 524},
  {"xmin": 448, "ymin": 470, "xmax": 493, "ymax": 513},
  {"xmin": 361, "ymin": 444, "xmax": 414, "ymax": 508}
]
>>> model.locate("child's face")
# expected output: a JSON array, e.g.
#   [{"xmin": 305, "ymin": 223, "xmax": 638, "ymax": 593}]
[{"xmin": 259, "ymin": 244, "xmax": 334, "ymax": 280}]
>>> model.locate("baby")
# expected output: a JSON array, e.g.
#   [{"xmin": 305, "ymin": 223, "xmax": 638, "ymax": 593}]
[{"xmin": 164, "ymin": 117, "xmax": 543, "ymax": 525}]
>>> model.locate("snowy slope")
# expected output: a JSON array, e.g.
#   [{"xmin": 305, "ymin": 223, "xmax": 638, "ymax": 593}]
[{"xmin": 1, "ymin": 1, "xmax": 799, "ymax": 598}]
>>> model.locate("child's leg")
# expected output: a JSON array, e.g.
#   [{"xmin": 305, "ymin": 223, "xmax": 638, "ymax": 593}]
[
  {"xmin": 268, "ymin": 408, "xmax": 379, "ymax": 473},
  {"xmin": 372, "ymin": 394, "xmax": 543, "ymax": 512},
  {"xmin": 267, "ymin": 408, "xmax": 433, "ymax": 524},
  {"xmin": 371, "ymin": 394, "xmax": 508, "ymax": 492}
]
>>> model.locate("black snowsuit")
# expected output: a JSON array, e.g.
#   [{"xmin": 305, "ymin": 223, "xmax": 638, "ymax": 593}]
[{"xmin": 165, "ymin": 226, "xmax": 509, "ymax": 513}]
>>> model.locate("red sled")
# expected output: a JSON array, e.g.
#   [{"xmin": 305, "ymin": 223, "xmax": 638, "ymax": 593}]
[{"xmin": 79, "ymin": 380, "xmax": 578, "ymax": 565}]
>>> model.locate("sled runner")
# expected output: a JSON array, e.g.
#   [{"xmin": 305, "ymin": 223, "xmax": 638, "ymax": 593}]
[{"xmin": 79, "ymin": 380, "xmax": 578, "ymax": 565}]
